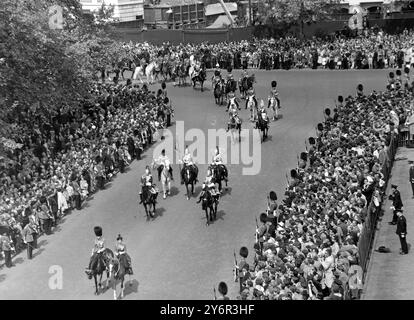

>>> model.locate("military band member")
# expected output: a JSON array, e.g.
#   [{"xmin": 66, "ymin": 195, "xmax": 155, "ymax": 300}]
[{"xmin": 238, "ymin": 247, "xmax": 249, "ymax": 294}]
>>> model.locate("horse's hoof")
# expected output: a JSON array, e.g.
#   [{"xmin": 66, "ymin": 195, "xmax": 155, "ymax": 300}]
[{"xmin": 94, "ymin": 291, "xmax": 98, "ymax": 296}]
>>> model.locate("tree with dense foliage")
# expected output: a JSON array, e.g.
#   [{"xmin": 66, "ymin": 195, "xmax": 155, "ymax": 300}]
[
  {"xmin": 0, "ymin": 0, "xmax": 120, "ymax": 155},
  {"xmin": 254, "ymin": 0, "xmax": 340, "ymax": 35}
]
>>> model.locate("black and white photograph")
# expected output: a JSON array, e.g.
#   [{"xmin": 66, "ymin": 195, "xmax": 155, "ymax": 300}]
[{"xmin": 1, "ymin": 0, "xmax": 414, "ymax": 306}]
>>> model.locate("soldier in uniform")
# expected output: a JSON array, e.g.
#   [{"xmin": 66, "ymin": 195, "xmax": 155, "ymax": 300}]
[
  {"xmin": 115, "ymin": 234, "xmax": 133, "ymax": 276},
  {"xmin": 217, "ymin": 282, "xmax": 230, "ymax": 300},
  {"xmin": 0, "ymin": 233, "xmax": 15, "ymax": 267},
  {"xmin": 22, "ymin": 220, "xmax": 36, "ymax": 260},
  {"xmin": 212, "ymin": 146, "xmax": 228, "ymax": 182},
  {"xmin": 237, "ymin": 247, "xmax": 249, "ymax": 294},
  {"xmin": 268, "ymin": 80, "xmax": 281, "ymax": 121},
  {"xmin": 181, "ymin": 146, "xmax": 198, "ymax": 184},
  {"xmin": 86, "ymin": 226, "xmax": 106, "ymax": 277},
  {"xmin": 155, "ymin": 149, "xmax": 173, "ymax": 181},
  {"xmin": 197, "ymin": 169, "xmax": 219, "ymax": 202},
  {"xmin": 389, "ymin": 184, "xmax": 403, "ymax": 225},
  {"xmin": 245, "ymin": 85, "xmax": 257, "ymax": 111},
  {"xmin": 226, "ymin": 91, "xmax": 240, "ymax": 114},
  {"xmin": 139, "ymin": 166, "xmax": 158, "ymax": 204}
]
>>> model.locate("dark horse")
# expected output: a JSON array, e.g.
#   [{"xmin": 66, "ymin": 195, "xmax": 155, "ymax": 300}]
[
  {"xmin": 141, "ymin": 186, "xmax": 157, "ymax": 219},
  {"xmin": 192, "ymin": 67, "xmax": 207, "ymax": 92},
  {"xmin": 109, "ymin": 254, "xmax": 131, "ymax": 300},
  {"xmin": 208, "ymin": 163, "xmax": 228, "ymax": 193},
  {"xmin": 214, "ymin": 80, "xmax": 225, "ymax": 105},
  {"xmin": 87, "ymin": 248, "xmax": 115, "ymax": 296},
  {"xmin": 225, "ymin": 79, "xmax": 237, "ymax": 102},
  {"xmin": 181, "ymin": 164, "xmax": 198, "ymax": 200},
  {"xmin": 238, "ymin": 74, "xmax": 256, "ymax": 99},
  {"xmin": 199, "ymin": 189, "xmax": 218, "ymax": 226},
  {"xmin": 255, "ymin": 111, "xmax": 269, "ymax": 143}
]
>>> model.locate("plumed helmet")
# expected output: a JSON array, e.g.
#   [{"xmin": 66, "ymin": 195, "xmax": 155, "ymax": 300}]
[
  {"xmin": 271, "ymin": 80, "xmax": 277, "ymax": 88},
  {"xmin": 325, "ymin": 108, "xmax": 331, "ymax": 117},
  {"xmin": 308, "ymin": 137, "xmax": 316, "ymax": 145},
  {"xmin": 290, "ymin": 169, "xmax": 298, "ymax": 179},
  {"xmin": 94, "ymin": 226, "xmax": 102, "ymax": 237},
  {"xmin": 269, "ymin": 191, "xmax": 277, "ymax": 201}
]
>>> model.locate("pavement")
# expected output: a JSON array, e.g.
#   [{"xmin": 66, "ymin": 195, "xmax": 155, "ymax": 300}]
[
  {"xmin": 0, "ymin": 69, "xmax": 391, "ymax": 300},
  {"xmin": 363, "ymin": 147, "xmax": 414, "ymax": 300}
]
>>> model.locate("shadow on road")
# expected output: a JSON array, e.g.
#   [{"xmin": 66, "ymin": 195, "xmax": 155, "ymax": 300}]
[
  {"xmin": 122, "ymin": 279, "xmax": 139, "ymax": 298},
  {"xmin": 168, "ymin": 186, "xmax": 180, "ymax": 197},
  {"xmin": 32, "ymin": 248, "xmax": 45, "ymax": 259}
]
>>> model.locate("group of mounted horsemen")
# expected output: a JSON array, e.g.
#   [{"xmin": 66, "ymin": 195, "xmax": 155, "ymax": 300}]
[
  {"xmin": 89, "ymin": 56, "xmax": 282, "ymax": 298},
  {"xmin": 212, "ymin": 65, "xmax": 282, "ymax": 143}
]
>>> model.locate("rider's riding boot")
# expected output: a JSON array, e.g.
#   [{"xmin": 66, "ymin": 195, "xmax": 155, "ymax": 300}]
[{"xmin": 139, "ymin": 193, "xmax": 143, "ymax": 204}]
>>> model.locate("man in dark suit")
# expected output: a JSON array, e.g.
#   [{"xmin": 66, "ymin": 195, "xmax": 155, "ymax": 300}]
[
  {"xmin": 409, "ymin": 160, "xmax": 414, "ymax": 198},
  {"xmin": 389, "ymin": 184, "xmax": 403, "ymax": 225},
  {"xmin": 396, "ymin": 210, "xmax": 408, "ymax": 255}
]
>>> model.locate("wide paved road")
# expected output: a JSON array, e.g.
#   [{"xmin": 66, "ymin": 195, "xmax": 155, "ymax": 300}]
[{"xmin": 0, "ymin": 70, "xmax": 389, "ymax": 300}]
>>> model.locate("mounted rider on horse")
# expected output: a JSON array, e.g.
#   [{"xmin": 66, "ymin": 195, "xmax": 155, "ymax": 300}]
[
  {"xmin": 85, "ymin": 226, "xmax": 108, "ymax": 278},
  {"xmin": 139, "ymin": 166, "xmax": 158, "ymax": 204},
  {"xmin": 268, "ymin": 80, "xmax": 281, "ymax": 121},
  {"xmin": 181, "ymin": 146, "xmax": 199, "ymax": 185}
]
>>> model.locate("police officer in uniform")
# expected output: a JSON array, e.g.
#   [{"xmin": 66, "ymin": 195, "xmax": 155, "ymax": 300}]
[
  {"xmin": 396, "ymin": 210, "xmax": 408, "ymax": 255},
  {"xmin": 389, "ymin": 184, "xmax": 403, "ymax": 225}
]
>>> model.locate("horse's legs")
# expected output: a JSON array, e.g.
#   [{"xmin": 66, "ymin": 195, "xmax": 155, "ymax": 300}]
[
  {"xmin": 94, "ymin": 275, "xmax": 99, "ymax": 295},
  {"xmin": 205, "ymin": 209, "xmax": 209, "ymax": 226},
  {"xmin": 121, "ymin": 278, "xmax": 124, "ymax": 298},
  {"xmin": 201, "ymin": 81, "xmax": 204, "ymax": 92}
]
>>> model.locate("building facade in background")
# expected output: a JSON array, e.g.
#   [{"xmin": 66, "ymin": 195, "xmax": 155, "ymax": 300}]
[{"xmin": 80, "ymin": 0, "xmax": 144, "ymax": 22}]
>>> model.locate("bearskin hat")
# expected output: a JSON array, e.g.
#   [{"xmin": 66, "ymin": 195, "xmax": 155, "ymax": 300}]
[
  {"xmin": 161, "ymin": 82, "xmax": 166, "ymax": 89},
  {"xmin": 227, "ymin": 66, "xmax": 233, "ymax": 73},
  {"xmin": 317, "ymin": 123, "xmax": 324, "ymax": 131},
  {"xmin": 300, "ymin": 152, "xmax": 307, "ymax": 162},
  {"xmin": 396, "ymin": 69, "xmax": 402, "ymax": 76},
  {"xmin": 95, "ymin": 155, "xmax": 102, "ymax": 163},
  {"xmin": 308, "ymin": 137, "xmax": 315, "ymax": 145},
  {"xmin": 404, "ymin": 67, "xmax": 410, "ymax": 74},
  {"xmin": 218, "ymin": 282, "xmax": 228, "ymax": 295},
  {"xmin": 214, "ymin": 70, "xmax": 220, "ymax": 76},
  {"xmin": 271, "ymin": 80, "xmax": 277, "ymax": 88},
  {"xmin": 338, "ymin": 95, "xmax": 343, "ymax": 103},
  {"xmin": 290, "ymin": 169, "xmax": 298, "ymax": 179},
  {"xmin": 260, "ymin": 212, "xmax": 268, "ymax": 223},
  {"xmin": 325, "ymin": 108, "xmax": 331, "ymax": 117},
  {"xmin": 357, "ymin": 84, "xmax": 363, "ymax": 91},
  {"xmin": 389, "ymin": 72, "xmax": 395, "ymax": 78},
  {"xmin": 239, "ymin": 246, "xmax": 249, "ymax": 258},
  {"xmin": 269, "ymin": 191, "xmax": 277, "ymax": 201},
  {"xmin": 94, "ymin": 226, "xmax": 102, "ymax": 237}
]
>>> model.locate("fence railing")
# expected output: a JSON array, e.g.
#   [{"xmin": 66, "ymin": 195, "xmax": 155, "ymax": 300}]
[{"xmin": 357, "ymin": 132, "xmax": 398, "ymax": 286}]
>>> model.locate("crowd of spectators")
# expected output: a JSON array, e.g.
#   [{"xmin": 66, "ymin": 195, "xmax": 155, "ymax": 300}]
[
  {"xmin": 0, "ymin": 81, "xmax": 173, "ymax": 261},
  {"xmin": 234, "ymin": 72, "xmax": 413, "ymax": 300},
  {"xmin": 114, "ymin": 28, "xmax": 414, "ymax": 73}
]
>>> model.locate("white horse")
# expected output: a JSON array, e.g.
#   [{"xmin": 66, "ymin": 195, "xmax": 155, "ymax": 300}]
[
  {"xmin": 132, "ymin": 61, "xmax": 158, "ymax": 84},
  {"xmin": 152, "ymin": 159, "xmax": 172, "ymax": 199},
  {"xmin": 268, "ymin": 96, "xmax": 280, "ymax": 121}
]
